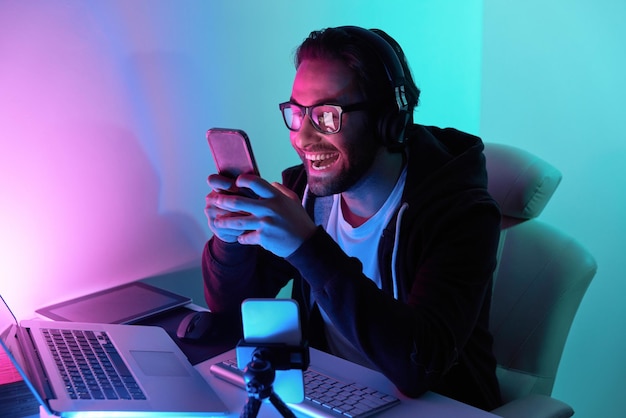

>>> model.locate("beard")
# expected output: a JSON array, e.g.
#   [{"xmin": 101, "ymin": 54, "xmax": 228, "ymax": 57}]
[{"xmin": 305, "ymin": 134, "xmax": 380, "ymax": 197}]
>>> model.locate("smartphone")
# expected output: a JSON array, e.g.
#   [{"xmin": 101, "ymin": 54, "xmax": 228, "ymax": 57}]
[
  {"xmin": 207, "ymin": 128, "xmax": 260, "ymax": 198},
  {"xmin": 236, "ymin": 298, "xmax": 305, "ymax": 403},
  {"xmin": 207, "ymin": 127, "xmax": 260, "ymax": 175}
]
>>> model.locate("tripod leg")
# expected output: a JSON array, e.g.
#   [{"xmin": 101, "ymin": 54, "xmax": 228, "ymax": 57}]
[
  {"xmin": 269, "ymin": 391, "xmax": 297, "ymax": 418},
  {"xmin": 240, "ymin": 396, "xmax": 262, "ymax": 418}
]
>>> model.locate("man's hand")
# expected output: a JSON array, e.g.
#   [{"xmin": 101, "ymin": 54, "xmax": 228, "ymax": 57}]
[
  {"xmin": 205, "ymin": 173, "xmax": 317, "ymax": 257},
  {"xmin": 205, "ymin": 174, "xmax": 246, "ymax": 243}
]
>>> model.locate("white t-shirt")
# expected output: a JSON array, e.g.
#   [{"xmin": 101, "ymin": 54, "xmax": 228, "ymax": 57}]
[{"xmin": 319, "ymin": 166, "xmax": 407, "ymax": 368}]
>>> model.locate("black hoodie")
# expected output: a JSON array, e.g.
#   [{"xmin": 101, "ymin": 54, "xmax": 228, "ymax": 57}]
[{"xmin": 203, "ymin": 124, "xmax": 503, "ymax": 410}]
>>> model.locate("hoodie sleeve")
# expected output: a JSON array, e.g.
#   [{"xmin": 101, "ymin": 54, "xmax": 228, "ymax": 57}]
[{"xmin": 202, "ymin": 238, "xmax": 296, "ymax": 313}]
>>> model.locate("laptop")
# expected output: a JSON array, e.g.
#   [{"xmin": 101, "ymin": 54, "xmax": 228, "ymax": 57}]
[{"xmin": 0, "ymin": 293, "xmax": 229, "ymax": 417}]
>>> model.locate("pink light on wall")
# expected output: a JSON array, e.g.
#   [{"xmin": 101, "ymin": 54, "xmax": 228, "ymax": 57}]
[{"xmin": 0, "ymin": 2, "xmax": 205, "ymax": 319}]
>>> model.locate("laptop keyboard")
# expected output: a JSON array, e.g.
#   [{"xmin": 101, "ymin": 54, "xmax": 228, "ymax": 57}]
[
  {"xmin": 210, "ymin": 357, "xmax": 400, "ymax": 418},
  {"xmin": 42, "ymin": 328, "xmax": 145, "ymax": 401}
]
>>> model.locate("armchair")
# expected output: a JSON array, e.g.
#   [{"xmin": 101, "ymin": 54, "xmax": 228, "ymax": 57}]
[{"xmin": 484, "ymin": 143, "xmax": 597, "ymax": 418}]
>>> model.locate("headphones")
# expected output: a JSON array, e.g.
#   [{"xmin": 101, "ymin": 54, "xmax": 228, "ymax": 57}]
[{"xmin": 338, "ymin": 26, "xmax": 411, "ymax": 148}]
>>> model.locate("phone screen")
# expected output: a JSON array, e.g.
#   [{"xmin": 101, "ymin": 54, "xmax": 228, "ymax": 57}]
[
  {"xmin": 207, "ymin": 128, "xmax": 260, "ymax": 198},
  {"xmin": 207, "ymin": 128, "xmax": 259, "ymax": 178}
]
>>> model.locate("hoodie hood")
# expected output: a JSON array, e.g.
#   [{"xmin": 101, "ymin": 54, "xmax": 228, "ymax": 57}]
[{"xmin": 403, "ymin": 124, "xmax": 489, "ymax": 205}]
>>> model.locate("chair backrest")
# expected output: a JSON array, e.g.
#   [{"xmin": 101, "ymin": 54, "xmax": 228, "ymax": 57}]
[{"xmin": 484, "ymin": 143, "xmax": 597, "ymax": 403}]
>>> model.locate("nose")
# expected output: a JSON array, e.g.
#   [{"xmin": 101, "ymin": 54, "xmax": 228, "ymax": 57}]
[{"xmin": 291, "ymin": 115, "xmax": 321, "ymax": 150}]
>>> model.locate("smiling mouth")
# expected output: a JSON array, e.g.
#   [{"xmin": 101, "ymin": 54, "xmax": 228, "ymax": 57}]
[{"xmin": 305, "ymin": 152, "xmax": 340, "ymax": 171}]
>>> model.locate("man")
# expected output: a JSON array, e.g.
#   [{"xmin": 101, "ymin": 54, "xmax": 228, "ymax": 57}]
[{"xmin": 202, "ymin": 26, "xmax": 502, "ymax": 410}]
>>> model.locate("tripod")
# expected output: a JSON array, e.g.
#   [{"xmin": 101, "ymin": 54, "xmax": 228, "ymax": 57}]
[{"xmin": 240, "ymin": 352, "xmax": 296, "ymax": 418}]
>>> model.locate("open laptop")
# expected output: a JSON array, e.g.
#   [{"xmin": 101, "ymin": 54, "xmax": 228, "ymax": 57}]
[{"xmin": 0, "ymin": 293, "xmax": 229, "ymax": 417}]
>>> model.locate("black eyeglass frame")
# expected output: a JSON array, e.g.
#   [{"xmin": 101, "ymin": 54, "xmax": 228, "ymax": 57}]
[{"xmin": 278, "ymin": 101, "xmax": 370, "ymax": 134}]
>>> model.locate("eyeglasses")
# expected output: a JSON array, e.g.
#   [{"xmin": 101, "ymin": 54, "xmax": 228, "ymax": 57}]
[{"xmin": 278, "ymin": 101, "xmax": 369, "ymax": 134}]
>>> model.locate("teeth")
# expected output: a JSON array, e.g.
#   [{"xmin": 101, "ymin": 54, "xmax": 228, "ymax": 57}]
[
  {"xmin": 304, "ymin": 152, "xmax": 339, "ymax": 171},
  {"xmin": 305, "ymin": 152, "xmax": 337, "ymax": 161}
]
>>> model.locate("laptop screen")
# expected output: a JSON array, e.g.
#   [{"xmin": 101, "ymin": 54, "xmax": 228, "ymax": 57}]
[
  {"xmin": 0, "ymin": 295, "xmax": 20, "ymax": 385},
  {"xmin": 0, "ymin": 294, "xmax": 49, "ymax": 410},
  {"xmin": 0, "ymin": 294, "xmax": 18, "ymax": 347}
]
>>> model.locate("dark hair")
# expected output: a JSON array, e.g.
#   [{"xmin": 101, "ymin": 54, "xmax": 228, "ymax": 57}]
[{"xmin": 294, "ymin": 27, "xmax": 420, "ymax": 118}]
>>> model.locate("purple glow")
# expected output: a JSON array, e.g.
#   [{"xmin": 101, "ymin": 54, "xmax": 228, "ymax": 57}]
[{"xmin": 0, "ymin": 3, "xmax": 204, "ymax": 319}]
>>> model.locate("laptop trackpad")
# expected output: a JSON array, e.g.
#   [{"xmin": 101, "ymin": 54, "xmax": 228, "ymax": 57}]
[{"xmin": 130, "ymin": 351, "xmax": 189, "ymax": 377}]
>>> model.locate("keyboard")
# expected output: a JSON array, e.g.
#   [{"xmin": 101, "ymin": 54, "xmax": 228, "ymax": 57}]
[
  {"xmin": 210, "ymin": 357, "xmax": 400, "ymax": 418},
  {"xmin": 43, "ymin": 328, "xmax": 145, "ymax": 401}
]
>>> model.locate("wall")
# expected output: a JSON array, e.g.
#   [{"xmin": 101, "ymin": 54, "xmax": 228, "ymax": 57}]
[{"xmin": 481, "ymin": 1, "xmax": 626, "ymax": 416}]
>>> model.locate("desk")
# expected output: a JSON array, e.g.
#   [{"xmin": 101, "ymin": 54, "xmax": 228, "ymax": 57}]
[
  {"xmin": 195, "ymin": 348, "xmax": 501, "ymax": 418},
  {"xmin": 19, "ymin": 299, "xmax": 500, "ymax": 418}
]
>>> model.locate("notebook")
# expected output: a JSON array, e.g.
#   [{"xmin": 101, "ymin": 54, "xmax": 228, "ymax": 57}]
[{"xmin": 0, "ymin": 293, "xmax": 229, "ymax": 417}]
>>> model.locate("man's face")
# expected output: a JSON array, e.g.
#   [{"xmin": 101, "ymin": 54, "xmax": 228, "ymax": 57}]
[{"xmin": 289, "ymin": 58, "xmax": 380, "ymax": 197}]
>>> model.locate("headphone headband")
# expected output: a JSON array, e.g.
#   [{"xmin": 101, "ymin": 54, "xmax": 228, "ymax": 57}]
[
  {"xmin": 337, "ymin": 26, "xmax": 411, "ymax": 148},
  {"xmin": 338, "ymin": 26, "xmax": 408, "ymax": 113}
]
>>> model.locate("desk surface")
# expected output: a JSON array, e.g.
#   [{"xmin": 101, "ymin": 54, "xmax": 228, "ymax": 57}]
[{"xmin": 196, "ymin": 348, "xmax": 501, "ymax": 418}]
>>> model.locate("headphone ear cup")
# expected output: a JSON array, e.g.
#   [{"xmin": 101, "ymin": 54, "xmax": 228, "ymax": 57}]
[{"xmin": 378, "ymin": 109, "xmax": 410, "ymax": 147}]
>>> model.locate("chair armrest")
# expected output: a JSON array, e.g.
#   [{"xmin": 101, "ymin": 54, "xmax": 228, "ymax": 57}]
[{"xmin": 491, "ymin": 394, "xmax": 574, "ymax": 418}]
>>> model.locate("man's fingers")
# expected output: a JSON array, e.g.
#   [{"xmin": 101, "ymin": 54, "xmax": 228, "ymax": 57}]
[
  {"xmin": 234, "ymin": 175, "xmax": 276, "ymax": 199},
  {"xmin": 272, "ymin": 182, "xmax": 299, "ymax": 201}
]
